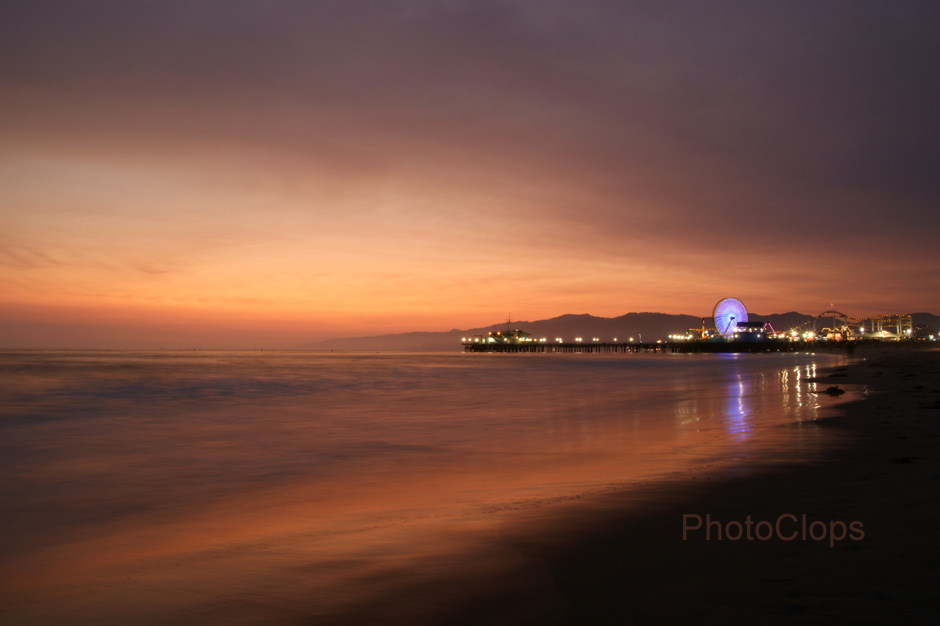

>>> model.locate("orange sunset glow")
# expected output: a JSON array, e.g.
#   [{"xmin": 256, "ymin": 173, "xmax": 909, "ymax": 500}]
[{"xmin": 2, "ymin": 2, "xmax": 939, "ymax": 348}]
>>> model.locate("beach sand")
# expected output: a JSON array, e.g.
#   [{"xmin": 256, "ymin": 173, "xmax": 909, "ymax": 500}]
[{"xmin": 318, "ymin": 346, "xmax": 940, "ymax": 625}]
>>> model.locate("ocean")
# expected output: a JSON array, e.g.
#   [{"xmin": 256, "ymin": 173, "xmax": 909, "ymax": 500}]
[{"xmin": 0, "ymin": 350, "xmax": 854, "ymax": 624}]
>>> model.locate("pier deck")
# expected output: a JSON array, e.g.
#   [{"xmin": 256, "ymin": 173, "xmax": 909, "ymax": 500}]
[{"xmin": 461, "ymin": 340, "xmax": 859, "ymax": 354}]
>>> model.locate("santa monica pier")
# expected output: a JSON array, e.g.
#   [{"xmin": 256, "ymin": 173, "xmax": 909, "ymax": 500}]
[{"xmin": 461, "ymin": 298, "xmax": 920, "ymax": 353}]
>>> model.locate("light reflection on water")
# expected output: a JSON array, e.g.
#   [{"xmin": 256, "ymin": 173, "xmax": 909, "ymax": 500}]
[{"xmin": 0, "ymin": 350, "xmax": 851, "ymax": 624}]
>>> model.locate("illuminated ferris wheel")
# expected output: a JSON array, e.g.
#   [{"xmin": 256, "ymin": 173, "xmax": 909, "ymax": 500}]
[{"xmin": 713, "ymin": 297, "xmax": 748, "ymax": 336}]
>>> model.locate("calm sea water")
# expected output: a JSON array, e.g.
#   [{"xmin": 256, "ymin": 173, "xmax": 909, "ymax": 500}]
[{"xmin": 0, "ymin": 350, "xmax": 851, "ymax": 624}]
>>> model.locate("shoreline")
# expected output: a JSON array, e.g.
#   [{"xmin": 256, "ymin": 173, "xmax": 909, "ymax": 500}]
[
  {"xmin": 323, "ymin": 346, "xmax": 940, "ymax": 624},
  {"xmin": 498, "ymin": 346, "xmax": 940, "ymax": 624}
]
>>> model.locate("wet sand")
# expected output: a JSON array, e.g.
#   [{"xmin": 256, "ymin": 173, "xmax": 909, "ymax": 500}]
[{"xmin": 324, "ymin": 346, "xmax": 940, "ymax": 625}]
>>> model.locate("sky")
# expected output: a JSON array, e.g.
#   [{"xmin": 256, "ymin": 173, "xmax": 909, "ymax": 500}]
[{"xmin": 2, "ymin": 0, "xmax": 939, "ymax": 348}]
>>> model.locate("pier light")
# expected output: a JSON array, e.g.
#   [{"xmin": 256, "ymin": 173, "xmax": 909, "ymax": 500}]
[
  {"xmin": 629, "ymin": 337, "xmax": 634, "ymax": 342},
  {"xmin": 592, "ymin": 337, "xmax": 599, "ymax": 342},
  {"xmin": 613, "ymin": 338, "xmax": 618, "ymax": 342},
  {"xmin": 575, "ymin": 337, "xmax": 583, "ymax": 342},
  {"xmin": 555, "ymin": 337, "xmax": 563, "ymax": 343}
]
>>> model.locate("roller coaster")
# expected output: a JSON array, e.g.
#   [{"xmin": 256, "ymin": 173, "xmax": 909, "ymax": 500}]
[{"xmin": 792, "ymin": 310, "xmax": 912, "ymax": 339}]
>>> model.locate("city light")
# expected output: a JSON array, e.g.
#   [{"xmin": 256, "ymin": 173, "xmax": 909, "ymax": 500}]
[{"xmin": 461, "ymin": 307, "xmax": 919, "ymax": 351}]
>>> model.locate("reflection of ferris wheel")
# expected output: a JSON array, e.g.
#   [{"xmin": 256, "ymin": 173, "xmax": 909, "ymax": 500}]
[{"xmin": 713, "ymin": 297, "xmax": 748, "ymax": 336}]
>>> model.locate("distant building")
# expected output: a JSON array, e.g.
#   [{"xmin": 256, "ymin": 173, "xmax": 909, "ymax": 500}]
[
  {"xmin": 472, "ymin": 329, "xmax": 534, "ymax": 344},
  {"xmin": 733, "ymin": 321, "xmax": 775, "ymax": 341}
]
